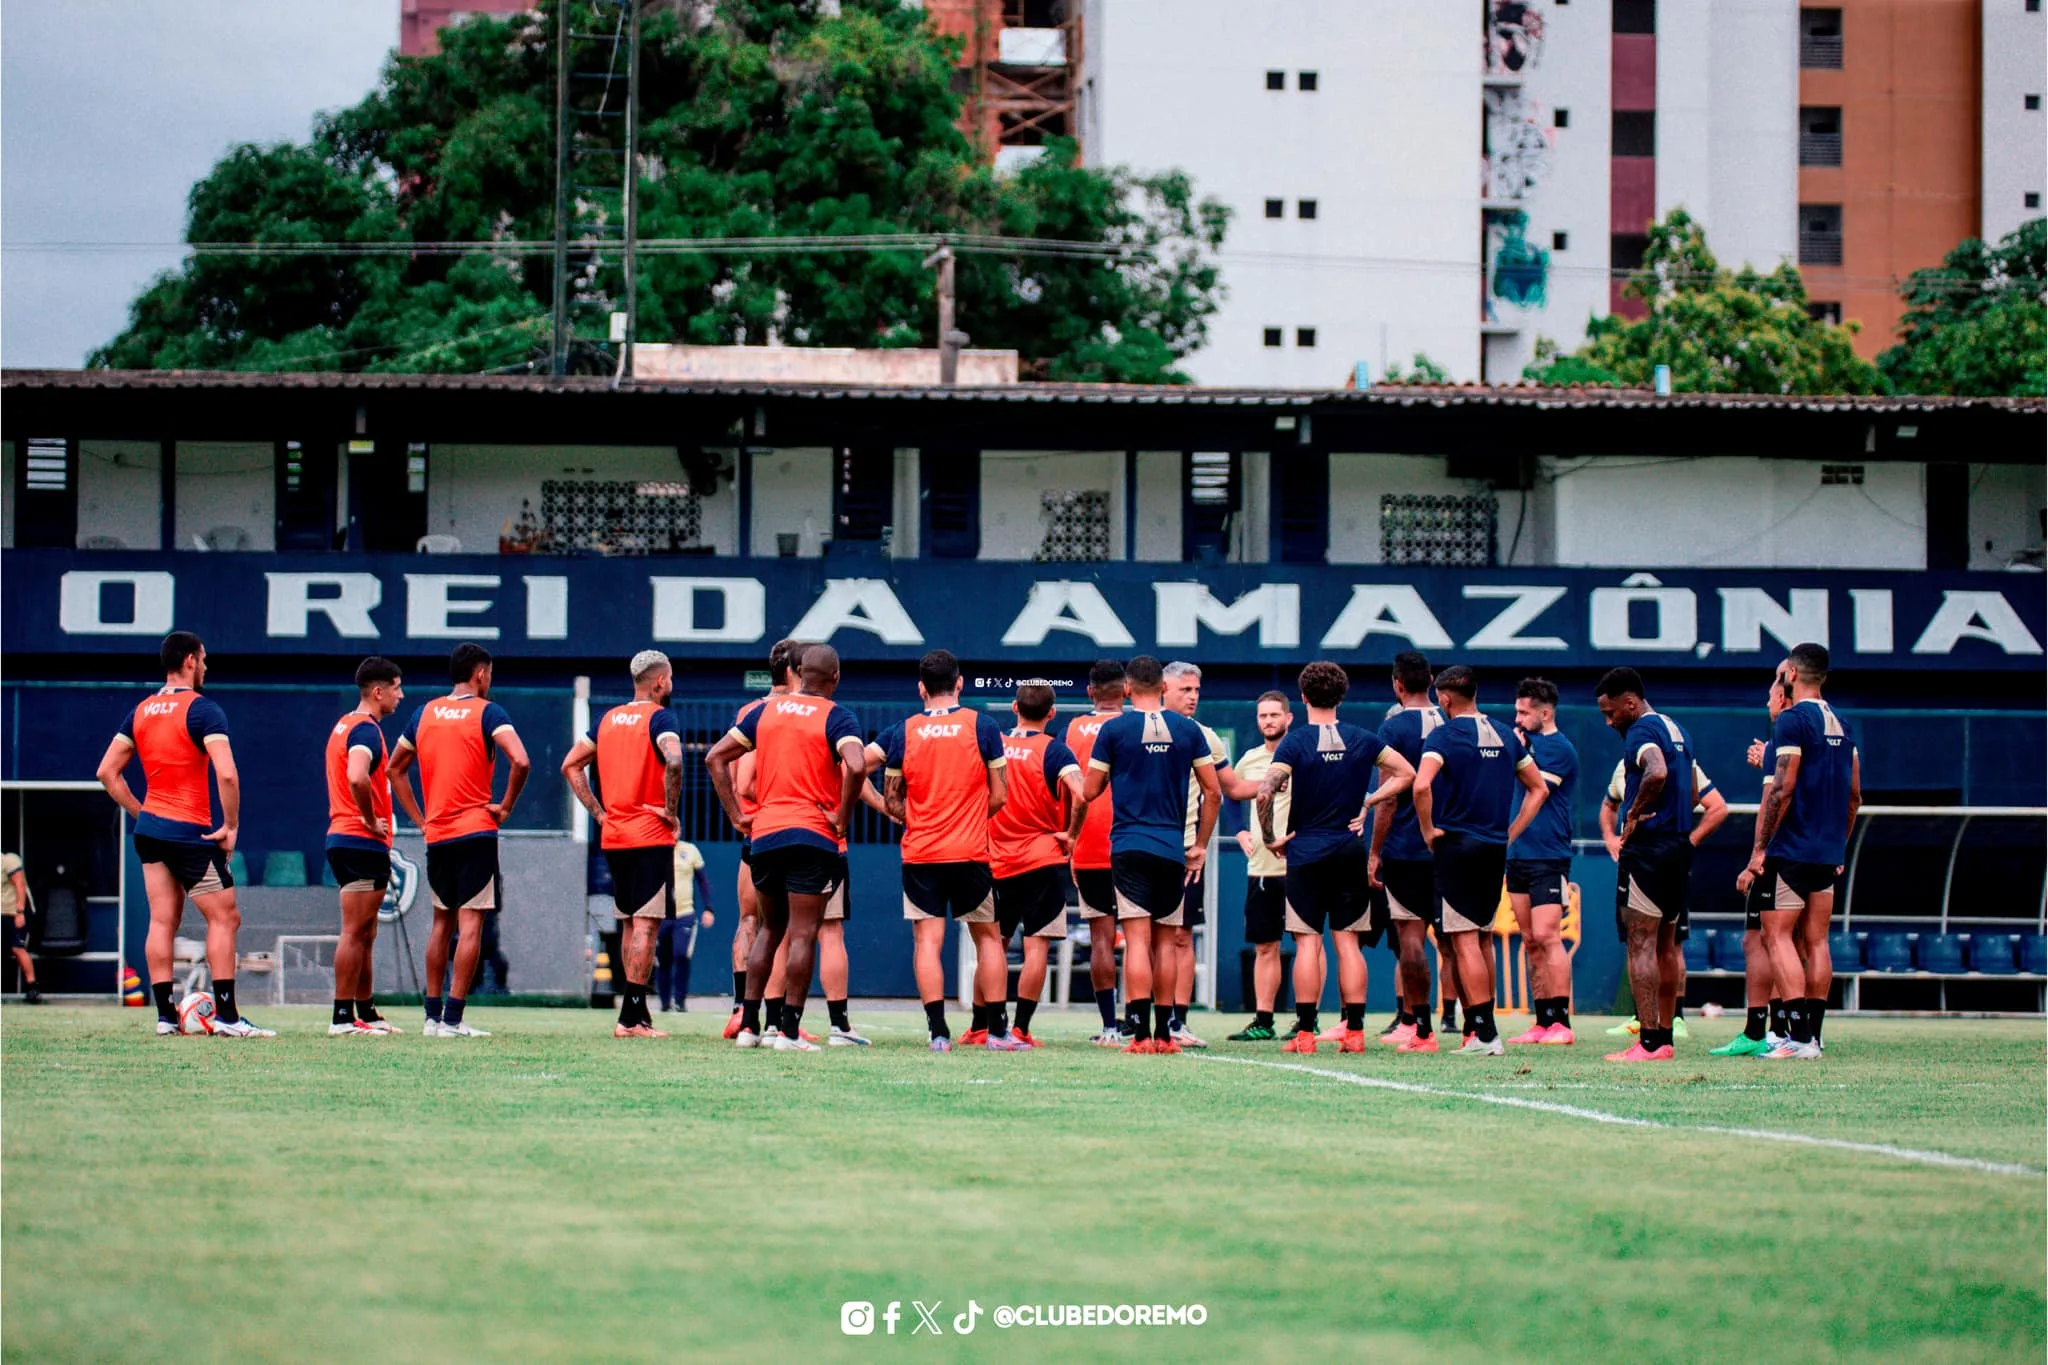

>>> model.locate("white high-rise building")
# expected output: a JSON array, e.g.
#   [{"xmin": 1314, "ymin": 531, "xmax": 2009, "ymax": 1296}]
[{"xmin": 1981, "ymin": 0, "xmax": 2047, "ymax": 245}]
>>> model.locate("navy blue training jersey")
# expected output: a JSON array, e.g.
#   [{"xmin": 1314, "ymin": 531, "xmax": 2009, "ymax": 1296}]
[
  {"xmin": 1766, "ymin": 699, "xmax": 1857, "ymax": 865},
  {"xmin": 1088, "ymin": 707, "xmax": 1214, "ymax": 863},
  {"xmin": 1377, "ymin": 704, "xmax": 1445, "ymax": 861},
  {"xmin": 1270, "ymin": 721, "xmax": 1385, "ymax": 865},
  {"xmin": 1617, "ymin": 710, "xmax": 1697, "ymax": 836},
  {"xmin": 1508, "ymin": 728, "xmax": 1578, "ymax": 863},
  {"xmin": 1420, "ymin": 711, "xmax": 1532, "ymax": 845}
]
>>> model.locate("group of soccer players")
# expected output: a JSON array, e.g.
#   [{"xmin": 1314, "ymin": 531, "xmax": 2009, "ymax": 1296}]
[{"xmin": 100, "ymin": 626, "xmax": 1859, "ymax": 1064}]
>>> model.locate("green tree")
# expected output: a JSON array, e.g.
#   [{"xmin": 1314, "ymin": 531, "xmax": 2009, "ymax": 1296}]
[
  {"xmin": 1877, "ymin": 218, "xmax": 2046, "ymax": 397},
  {"xmin": 1523, "ymin": 209, "xmax": 1883, "ymax": 395},
  {"xmin": 1375, "ymin": 353, "xmax": 1453, "ymax": 385},
  {"xmin": 93, "ymin": 0, "xmax": 1227, "ymax": 381}
]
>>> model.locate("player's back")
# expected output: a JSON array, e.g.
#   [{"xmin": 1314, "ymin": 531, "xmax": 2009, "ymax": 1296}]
[
  {"xmin": 1769, "ymin": 698, "xmax": 1856, "ymax": 864},
  {"xmin": 989, "ymin": 729, "xmax": 1076, "ymax": 878},
  {"xmin": 1509, "ymin": 729, "xmax": 1577, "ymax": 862},
  {"xmin": 886, "ymin": 706, "xmax": 1005, "ymax": 864},
  {"xmin": 740, "ymin": 692, "xmax": 857, "ymax": 852},
  {"xmin": 1425, "ymin": 711, "xmax": 1527, "ymax": 842},
  {"xmin": 1378, "ymin": 704, "xmax": 1443, "ymax": 859},
  {"xmin": 594, "ymin": 700, "xmax": 677, "ymax": 849},
  {"xmin": 325, "ymin": 708, "xmax": 391, "ymax": 847},
  {"xmin": 1064, "ymin": 711, "xmax": 1119, "ymax": 869},
  {"xmin": 1274, "ymin": 721, "xmax": 1383, "ymax": 862},
  {"xmin": 125, "ymin": 687, "xmax": 226, "ymax": 839},
  {"xmin": 1619, "ymin": 710, "xmax": 1696, "ymax": 836},
  {"xmin": 405, "ymin": 693, "xmax": 511, "ymax": 843},
  {"xmin": 1091, "ymin": 707, "xmax": 1210, "ymax": 861}
]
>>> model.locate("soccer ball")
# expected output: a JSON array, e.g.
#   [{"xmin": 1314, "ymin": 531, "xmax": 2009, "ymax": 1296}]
[{"xmin": 178, "ymin": 992, "xmax": 217, "ymax": 1035}]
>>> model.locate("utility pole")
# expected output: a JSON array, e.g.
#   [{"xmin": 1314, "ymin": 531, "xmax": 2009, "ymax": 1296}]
[
  {"xmin": 924, "ymin": 242, "xmax": 967, "ymax": 385},
  {"xmin": 549, "ymin": 0, "xmax": 571, "ymax": 376},
  {"xmin": 619, "ymin": 0, "xmax": 641, "ymax": 385}
]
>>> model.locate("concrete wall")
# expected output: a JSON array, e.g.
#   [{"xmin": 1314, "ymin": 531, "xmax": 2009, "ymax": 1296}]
[
  {"xmin": 1658, "ymin": 0, "xmax": 1798, "ymax": 271},
  {"xmin": 1969, "ymin": 461, "xmax": 2048, "ymax": 570},
  {"xmin": 749, "ymin": 447, "xmax": 831, "ymax": 558},
  {"xmin": 76, "ymin": 441, "xmax": 160, "ymax": 550},
  {"xmin": 1552, "ymin": 457, "xmax": 1924, "ymax": 569},
  {"xmin": 175, "ymin": 442, "xmax": 275, "ymax": 552},
  {"xmin": 633, "ymin": 343, "xmax": 1020, "ymax": 385},
  {"xmin": 1084, "ymin": 0, "xmax": 1480, "ymax": 384},
  {"xmin": 979, "ymin": 450, "xmax": 1125, "ymax": 560},
  {"xmin": 1134, "ymin": 449, "xmax": 1180, "ymax": 560},
  {"xmin": 424, "ymin": 444, "xmax": 739, "ymax": 557},
  {"xmin": 1327, "ymin": 453, "xmax": 1513, "ymax": 565},
  {"xmin": 1981, "ymin": 0, "xmax": 2047, "ymax": 244}
]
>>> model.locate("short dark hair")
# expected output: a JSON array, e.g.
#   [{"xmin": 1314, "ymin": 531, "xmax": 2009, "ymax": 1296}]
[
  {"xmin": 1125, "ymin": 655, "xmax": 1165, "ymax": 691},
  {"xmin": 768, "ymin": 638, "xmax": 802, "ymax": 685},
  {"xmin": 1297, "ymin": 660, "xmax": 1350, "ymax": 709},
  {"xmin": 918, "ymin": 649, "xmax": 961, "ymax": 695},
  {"xmin": 1595, "ymin": 666, "xmax": 1645, "ymax": 701},
  {"xmin": 1088, "ymin": 658, "xmax": 1126, "ymax": 690},
  {"xmin": 1015, "ymin": 683, "xmax": 1056, "ymax": 721},
  {"xmin": 355, "ymin": 656, "xmax": 402, "ymax": 690},
  {"xmin": 1392, "ymin": 650, "xmax": 1432, "ymax": 693},
  {"xmin": 449, "ymin": 642, "xmax": 493, "ymax": 685},
  {"xmin": 159, "ymin": 631, "xmax": 204, "ymax": 675},
  {"xmin": 801, "ymin": 644, "xmax": 841, "ymax": 686},
  {"xmin": 1255, "ymin": 689, "xmax": 1289, "ymax": 708},
  {"xmin": 1515, "ymin": 677, "xmax": 1558, "ymax": 708},
  {"xmin": 1433, "ymin": 665, "xmax": 1477, "ymax": 700},
  {"xmin": 1786, "ymin": 642, "xmax": 1830, "ymax": 685}
]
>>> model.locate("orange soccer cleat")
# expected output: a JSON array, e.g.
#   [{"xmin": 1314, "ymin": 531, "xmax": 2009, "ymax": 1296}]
[{"xmin": 1281, "ymin": 1030, "xmax": 1318, "ymax": 1054}]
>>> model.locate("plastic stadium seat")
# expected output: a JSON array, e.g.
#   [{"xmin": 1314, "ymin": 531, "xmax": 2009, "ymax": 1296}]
[
  {"xmin": 1917, "ymin": 933, "xmax": 1967, "ymax": 974},
  {"xmin": 1828, "ymin": 930, "xmax": 1863, "ymax": 971},
  {"xmin": 1682, "ymin": 931, "xmax": 1712, "ymax": 972},
  {"xmin": 1967, "ymin": 933, "xmax": 2017, "ymax": 975},
  {"xmin": 1713, "ymin": 929, "xmax": 1750, "ymax": 972},
  {"xmin": 227, "ymin": 851, "xmax": 250, "ymax": 887},
  {"xmin": 2020, "ymin": 934, "xmax": 2048, "ymax": 976},
  {"xmin": 1865, "ymin": 932, "xmax": 1914, "ymax": 973},
  {"xmin": 261, "ymin": 850, "xmax": 308, "ymax": 887}
]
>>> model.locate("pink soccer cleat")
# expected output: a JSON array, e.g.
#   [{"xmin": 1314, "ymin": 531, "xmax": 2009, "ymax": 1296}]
[
  {"xmin": 1505, "ymin": 1024, "xmax": 1552, "ymax": 1045},
  {"xmin": 1604, "ymin": 1042, "xmax": 1675, "ymax": 1062}
]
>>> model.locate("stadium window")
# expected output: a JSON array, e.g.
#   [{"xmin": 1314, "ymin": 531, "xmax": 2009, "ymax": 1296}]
[
  {"xmin": 2030, "ymin": 0, "xmax": 2041, "ymax": 13},
  {"xmin": 1807, "ymin": 301, "xmax": 1843, "ymax": 325},
  {"xmin": 1552, "ymin": 230, "xmax": 1569, "ymax": 251},
  {"xmin": 1296, "ymin": 327, "xmax": 1317, "ymax": 348},
  {"xmin": 1554, "ymin": 107, "xmax": 1570, "ymax": 128},
  {"xmin": 1613, "ymin": 0, "xmax": 1655, "ymax": 34},
  {"xmin": 1183, "ymin": 451, "xmax": 1240, "ymax": 562},
  {"xmin": 12, "ymin": 437, "xmax": 78, "ymax": 549},
  {"xmin": 919, "ymin": 447, "xmax": 979, "ymax": 559},
  {"xmin": 1610, "ymin": 232, "xmax": 1649, "ymax": 270},
  {"xmin": 2028, "ymin": 192, "xmax": 2043, "ymax": 209},
  {"xmin": 1265, "ymin": 198, "xmax": 1284, "ymax": 219},
  {"xmin": 275, "ymin": 439, "xmax": 339, "ymax": 552},
  {"xmin": 1265, "ymin": 69, "xmax": 1285, "ymax": 90},
  {"xmin": 833, "ymin": 446, "xmax": 892, "ymax": 542},
  {"xmin": 1800, "ymin": 9, "xmax": 1842, "ymax": 68},
  {"xmin": 1263, "ymin": 327, "xmax": 1284, "ymax": 347},
  {"xmin": 1297, "ymin": 198, "xmax": 1318, "ymax": 219},
  {"xmin": 1612, "ymin": 110, "xmax": 1655, "ymax": 157},
  {"xmin": 1298, "ymin": 70, "xmax": 1318, "ymax": 91},
  {"xmin": 2028, "ymin": 94, "xmax": 2043, "ymax": 110}
]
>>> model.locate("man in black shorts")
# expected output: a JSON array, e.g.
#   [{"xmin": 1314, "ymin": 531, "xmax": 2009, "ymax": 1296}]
[
  {"xmin": 1227, "ymin": 691, "xmax": 1293, "ymax": 1040},
  {"xmin": 988, "ymin": 683, "xmax": 1084, "ymax": 1047},
  {"xmin": 1369, "ymin": 651, "xmax": 1448, "ymax": 1050},
  {"xmin": 323, "ymin": 656, "xmax": 420, "ymax": 1035},
  {"xmin": 1063, "ymin": 660, "xmax": 1130, "ymax": 1045}
]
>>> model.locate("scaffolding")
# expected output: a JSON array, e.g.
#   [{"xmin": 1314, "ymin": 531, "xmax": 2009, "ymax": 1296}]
[{"xmin": 925, "ymin": 0, "xmax": 1082, "ymax": 164}]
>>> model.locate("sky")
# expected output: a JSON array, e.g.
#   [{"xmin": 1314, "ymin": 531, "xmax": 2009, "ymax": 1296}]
[{"xmin": 2, "ymin": 1, "xmax": 399, "ymax": 368}]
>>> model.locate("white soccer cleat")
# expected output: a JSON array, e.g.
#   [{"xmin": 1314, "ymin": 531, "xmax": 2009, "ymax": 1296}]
[
  {"xmin": 772, "ymin": 1032, "xmax": 821, "ymax": 1052},
  {"xmin": 734, "ymin": 1028, "xmax": 762, "ymax": 1049},
  {"xmin": 1169, "ymin": 1025, "xmax": 1208, "ymax": 1049},
  {"xmin": 328, "ymin": 1020, "xmax": 384, "ymax": 1036},
  {"xmin": 212, "ymin": 1018, "xmax": 277, "ymax": 1039},
  {"xmin": 1090, "ymin": 1029, "xmax": 1128, "ymax": 1048},
  {"xmin": 1761, "ymin": 1038, "xmax": 1821, "ymax": 1060},
  {"xmin": 828, "ymin": 1027, "xmax": 871, "ymax": 1046},
  {"xmin": 441, "ymin": 1021, "xmax": 490, "ymax": 1038},
  {"xmin": 1453, "ymin": 1035, "xmax": 1504, "ymax": 1056},
  {"xmin": 155, "ymin": 1018, "xmax": 183, "ymax": 1036},
  {"xmin": 421, "ymin": 1019, "xmax": 451, "ymax": 1037}
]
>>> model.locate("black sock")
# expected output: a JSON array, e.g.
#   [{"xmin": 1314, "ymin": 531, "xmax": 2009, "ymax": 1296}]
[
  {"xmin": 1673, "ymin": 1004, "xmax": 1685, "ymax": 1019},
  {"xmin": 923, "ymin": 1000, "xmax": 949, "ymax": 1038},
  {"xmin": 152, "ymin": 981, "xmax": 177, "ymax": 1023},
  {"xmin": 1154, "ymin": 1003, "xmax": 1173, "ymax": 1038},
  {"xmin": 782, "ymin": 1003, "xmax": 803, "ymax": 1039},
  {"xmin": 425, "ymin": 994, "xmax": 443, "ymax": 1023},
  {"xmin": 1253, "ymin": 1009, "xmax": 1274, "ymax": 1028},
  {"xmin": 620, "ymin": 985, "xmax": 641, "ymax": 1027},
  {"xmin": 763, "ymin": 999, "xmax": 783, "ymax": 1035},
  {"xmin": 990, "ymin": 1005, "xmax": 1009, "ymax": 1038},
  {"xmin": 971, "ymin": 1003, "xmax": 992, "ymax": 1032},
  {"xmin": 1769, "ymin": 998, "xmax": 1788, "ymax": 1036},
  {"xmin": 443, "ymin": 996, "xmax": 466, "ymax": 1026},
  {"xmin": 1550, "ymin": 997, "xmax": 1572, "ymax": 1028},
  {"xmin": 1295, "ymin": 1004, "xmax": 1317, "ymax": 1036},
  {"xmin": 213, "ymin": 978, "xmax": 239, "ymax": 1024},
  {"xmin": 1396, "ymin": 1008, "xmax": 1417, "ymax": 1027},
  {"xmin": 1343, "ymin": 1003, "xmax": 1365, "ymax": 1031},
  {"xmin": 741, "ymin": 998, "xmax": 762, "ymax": 1034},
  {"xmin": 1469, "ymin": 1003, "xmax": 1497, "ymax": 1043},
  {"xmin": 1127, "ymin": 997, "xmax": 1151, "ymax": 1040},
  {"xmin": 1170, "ymin": 1002, "xmax": 1187, "ymax": 1030},
  {"xmin": 1094, "ymin": 987, "xmax": 1118, "ymax": 1029},
  {"xmin": 732, "ymin": 970, "xmax": 747, "ymax": 1005},
  {"xmin": 1641, "ymin": 1026, "xmax": 1671, "ymax": 1050},
  {"xmin": 827, "ymin": 998, "xmax": 851, "ymax": 1032},
  {"xmin": 1415, "ymin": 1010, "xmax": 1434, "ymax": 1038},
  {"xmin": 1015, "ymin": 998, "xmax": 1037, "ymax": 1033},
  {"xmin": 1441, "ymin": 1002, "xmax": 1459, "ymax": 1031},
  {"xmin": 354, "ymin": 998, "xmax": 382, "ymax": 1023},
  {"xmin": 1744, "ymin": 1005, "xmax": 1769, "ymax": 1041},
  {"xmin": 1788, "ymin": 1001, "xmax": 1812, "ymax": 1043},
  {"xmin": 1808, "ymin": 998, "xmax": 1827, "ymax": 1043},
  {"xmin": 332, "ymin": 999, "xmax": 353, "ymax": 1026}
]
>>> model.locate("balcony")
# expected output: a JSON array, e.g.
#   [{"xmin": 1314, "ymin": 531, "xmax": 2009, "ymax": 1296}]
[
  {"xmin": 1801, "ymin": 33, "xmax": 1843, "ymax": 68},
  {"xmin": 1799, "ymin": 230, "xmax": 1844, "ymax": 267},
  {"xmin": 1800, "ymin": 132, "xmax": 1843, "ymax": 167}
]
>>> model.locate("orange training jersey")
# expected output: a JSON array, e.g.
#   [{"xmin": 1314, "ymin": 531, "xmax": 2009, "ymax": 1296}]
[
  {"xmin": 989, "ymin": 728, "xmax": 1082, "ymax": 879},
  {"xmin": 733, "ymin": 696, "xmax": 769, "ymax": 822},
  {"xmin": 878, "ymin": 706, "xmax": 1008, "ymax": 865},
  {"xmin": 730, "ymin": 693, "xmax": 863, "ymax": 854},
  {"xmin": 593, "ymin": 700, "xmax": 681, "ymax": 850},
  {"xmin": 325, "ymin": 709, "xmax": 392, "ymax": 848},
  {"xmin": 119, "ymin": 686, "xmax": 230, "ymax": 840},
  {"xmin": 400, "ymin": 693, "xmax": 516, "ymax": 845},
  {"xmin": 1064, "ymin": 710, "xmax": 1121, "ymax": 870}
]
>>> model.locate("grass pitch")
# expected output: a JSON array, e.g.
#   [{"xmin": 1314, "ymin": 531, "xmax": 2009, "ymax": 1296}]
[{"xmin": 4, "ymin": 1005, "xmax": 2042, "ymax": 1362}]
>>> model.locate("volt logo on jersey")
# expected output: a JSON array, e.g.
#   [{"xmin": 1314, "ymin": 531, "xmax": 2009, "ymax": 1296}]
[
  {"xmin": 915, "ymin": 724, "xmax": 963, "ymax": 739},
  {"xmin": 608, "ymin": 712, "xmax": 646, "ymax": 727},
  {"xmin": 775, "ymin": 700, "xmax": 819, "ymax": 716},
  {"xmin": 430, "ymin": 705, "xmax": 472, "ymax": 721},
  {"xmin": 142, "ymin": 701, "xmax": 178, "ymax": 717}
]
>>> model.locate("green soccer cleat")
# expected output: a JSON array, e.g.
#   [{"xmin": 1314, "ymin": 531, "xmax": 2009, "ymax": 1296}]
[
  {"xmin": 1672, "ymin": 1016, "xmax": 1690, "ymax": 1040},
  {"xmin": 1604, "ymin": 1018, "xmax": 1641, "ymax": 1037},
  {"xmin": 1709, "ymin": 1034, "xmax": 1773, "ymax": 1057},
  {"xmin": 1227, "ymin": 1021, "xmax": 1278, "ymax": 1041}
]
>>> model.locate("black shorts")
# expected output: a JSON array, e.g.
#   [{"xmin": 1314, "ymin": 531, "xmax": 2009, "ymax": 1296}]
[
  {"xmin": 1244, "ymin": 875, "xmax": 1287, "ymax": 945},
  {"xmin": 1756, "ymin": 857, "xmax": 1838, "ymax": 921},
  {"xmin": 1505, "ymin": 857, "xmax": 1570, "ymax": 909},
  {"xmin": 739, "ymin": 840, "xmax": 752, "ymax": 868},
  {"xmin": 1615, "ymin": 830, "xmax": 1692, "ymax": 939},
  {"xmin": 1111, "ymin": 849, "xmax": 1189, "ymax": 925},
  {"xmin": 1074, "ymin": 868, "xmax": 1115, "ymax": 918},
  {"xmin": 605, "ymin": 846, "xmax": 676, "ymax": 920},
  {"xmin": 9, "ymin": 918, "xmax": 28, "ymax": 951},
  {"xmin": 325, "ymin": 846, "xmax": 392, "ymax": 894},
  {"xmin": 994, "ymin": 864, "xmax": 1068, "ymax": 939},
  {"xmin": 1284, "ymin": 843, "xmax": 1378, "ymax": 941},
  {"xmin": 1181, "ymin": 863, "xmax": 1207, "ymax": 929},
  {"xmin": 427, "ymin": 837, "xmax": 500, "ymax": 911},
  {"xmin": 903, "ymin": 861, "xmax": 995, "ymax": 922},
  {"xmin": 751, "ymin": 844, "xmax": 846, "ymax": 901},
  {"xmin": 134, "ymin": 834, "xmax": 233, "ymax": 897},
  {"xmin": 1374, "ymin": 856, "xmax": 1439, "ymax": 929},
  {"xmin": 1432, "ymin": 831, "xmax": 1506, "ymax": 934}
]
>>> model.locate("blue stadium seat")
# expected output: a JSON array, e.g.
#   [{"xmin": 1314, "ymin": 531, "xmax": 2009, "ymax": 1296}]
[
  {"xmin": 1917, "ymin": 933, "xmax": 1968, "ymax": 974},
  {"xmin": 1682, "ymin": 931, "xmax": 1712, "ymax": 972},
  {"xmin": 2021, "ymin": 934, "xmax": 2048, "ymax": 976},
  {"xmin": 1865, "ymin": 932, "xmax": 1914, "ymax": 972},
  {"xmin": 1712, "ymin": 929, "xmax": 1749, "ymax": 972},
  {"xmin": 262, "ymin": 850, "xmax": 308, "ymax": 887},
  {"xmin": 227, "ymin": 850, "xmax": 250, "ymax": 887},
  {"xmin": 1967, "ymin": 933, "xmax": 2017, "ymax": 975},
  {"xmin": 1828, "ymin": 930, "xmax": 1863, "ymax": 971}
]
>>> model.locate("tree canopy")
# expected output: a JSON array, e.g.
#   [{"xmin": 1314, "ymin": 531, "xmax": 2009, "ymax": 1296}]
[
  {"xmin": 1877, "ymin": 217, "xmax": 2046, "ymax": 398},
  {"xmin": 1522, "ymin": 210, "xmax": 1883, "ymax": 395},
  {"xmin": 92, "ymin": 0, "xmax": 1229, "ymax": 381}
]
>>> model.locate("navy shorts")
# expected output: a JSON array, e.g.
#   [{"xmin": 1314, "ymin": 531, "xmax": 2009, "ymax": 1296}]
[
  {"xmin": 1432, "ymin": 832, "xmax": 1505, "ymax": 934},
  {"xmin": 902, "ymin": 861, "xmax": 995, "ymax": 922},
  {"xmin": 751, "ymin": 844, "xmax": 846, "ymax": 901},
  {"xmin": 135, "ymin": 834, "xmax": 233, "ymax": 897},
  {"xmin": 427, "ymin": 837, "xmax": 500, "ymax": 911},
  {"xmin": 605, "ymin": 846, "xmax": 676, "ymax": 920},
  {"xmin": 1616, "ymin": 830, "xmax": 1692, "ymax": 939},
  {"xmin": 1244, "ymin": 875, "xmax": 1286, "ymax": 945},
  {"xmin": 1284, "ymin": 842, "xmax": 1377, "ymax": 941},
  {"xmin": 1111, "ymin": 850, "xmax": 1188, "ymax": 925},
  {"xmin": 1181, "ymin": 863, "xmax": 1207, "ymax": 930},
  {"xmin": 994, "ymin": 864, "xmax": 1068, "ymax": 939},
  {"xmin": 1505, "ymin": 857, "xmax": 1570, "ymax": 909},
  {"xmin": 1074, "ymin": 868, "xmax": 1115, "ymax": 918},
  {"xmin": 325, "ymin": 846, "xmax": 392, "ymax": 894}
]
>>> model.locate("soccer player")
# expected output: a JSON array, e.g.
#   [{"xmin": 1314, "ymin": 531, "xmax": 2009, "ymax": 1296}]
[
  {"xmin": 1162, "ymin": 661, "xmax": 1257, "ymax": 1048},
  {"xmin": 324, "ymin": 656, "xmax": 421, "ymax": 1035},
  {"xmin": 96, "ymin": 632, "xmax": 272, "ymax": 1036},
  {"xmin": 1369, "ymin": 651, "xmax": 1448, "ymax": 1050},
  {"xmin": 989, "ymin": 682, "xmax": 1084, "ymax": 1047},
  {"xmin": 867, "ymin": 649, "xmax": 1015, "ymax": 1051},
  {"xmin": 1713, "ymin": 677, "xmax": 1793, "ymax": 1056},
  {"xmin": 1257, "ymin": 662, "xmax": 1415, "ymax": 1053},
  {"xmin": 725, "ymin": 638, "xmax": 799, "ymax": 1039},
  {"xmin": 1503, "ymin": 678, "xmax": 1579, "ymax": 1045},
  {"xmin": 1063, "ymin": 659, "xmax": 1130, "ymax": 1045},
  {"xmin": 1594, "ymin": 666, "xmax": 1700, "ymax": 1062},
  {"xmin": 1076, "ymin": 655, "xmax": 1220, "ymax": 1054},
  {"xmin": 1227, "ymin": 691, "xmax": 1293, "ymax": 1040},
  {"xmin": 562, "ymin": 649, "xmax": 685, "ymax": 1039},
  {"xmin": 1740, "ymin": 643, "xmax": 1860, "ymax": 1060},
  {"xmin": 4, "ymin": 852, "xmax": 40, "ymax": 1004},
  {"xmin": 659, "ymin": 837, "xmax": 713, "ymax": 1011},
  {"xmin": 387, "ymin": 642, "xmax": 531, "ymax": 1038},
  {"xmin": 706, "ymin": 644, "xmax": 866, "ymax": 1052},
  {"xmin": 1412, "ymin": 665, "xmax": 1548, "ymax": 1056}
]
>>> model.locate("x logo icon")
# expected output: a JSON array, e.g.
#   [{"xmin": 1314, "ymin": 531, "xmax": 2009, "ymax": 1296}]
[{"xmin": 911, "ymin": 1301, "xmax": 944, "ymax": 1335}]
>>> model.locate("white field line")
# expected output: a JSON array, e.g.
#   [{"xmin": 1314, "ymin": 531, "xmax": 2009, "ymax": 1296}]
[{"xmin": 1193, "ymin": 1054, "xmax": 2044, "ymax": 1179}]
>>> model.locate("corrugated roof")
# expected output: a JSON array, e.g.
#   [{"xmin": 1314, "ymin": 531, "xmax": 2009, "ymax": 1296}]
[{"xmin": 3, "ymin": 367, "xmax": 2039, "ymax": 413}]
